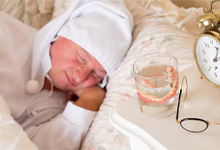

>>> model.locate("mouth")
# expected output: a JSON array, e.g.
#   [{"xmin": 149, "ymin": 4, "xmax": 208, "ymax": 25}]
[{"xmin": 65, "ymin": 72, "xmax": 76, "ymax": 87}]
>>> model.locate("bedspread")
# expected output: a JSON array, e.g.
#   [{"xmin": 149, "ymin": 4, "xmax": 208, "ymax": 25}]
[{"xmin": 0, "ymin": 0, "xmax": 54, "ymax": 29}]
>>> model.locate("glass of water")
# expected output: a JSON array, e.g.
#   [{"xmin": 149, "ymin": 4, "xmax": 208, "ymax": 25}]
[{"xmin": 133, "ymin": 53, "xmax": 179, "ymax": 117}]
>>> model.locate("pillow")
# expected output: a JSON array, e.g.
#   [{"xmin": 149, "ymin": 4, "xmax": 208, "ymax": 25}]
[
  {"xmin": 81, "ymin": 0, "xmax": 203, "ymax": 149},
  {"xmin": 23, "ymin": 0, "xmax": 54, "ymax": 29},
  {"xmin": 52, "ymin": 0, "xmax": 72, "ymax": 19}
]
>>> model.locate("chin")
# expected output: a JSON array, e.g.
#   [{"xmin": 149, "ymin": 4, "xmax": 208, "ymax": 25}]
[{"xmin": 52, "ymin": 82, "xmax": 68, "ymax": 91}]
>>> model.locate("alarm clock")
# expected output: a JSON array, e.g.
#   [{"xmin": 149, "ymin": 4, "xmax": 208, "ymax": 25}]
[{"xmin": 194, "ymin": 0, "xmax": 220, "ymax": 88}]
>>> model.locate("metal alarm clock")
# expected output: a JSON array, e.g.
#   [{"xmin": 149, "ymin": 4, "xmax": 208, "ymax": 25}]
[{"xmin": 194, "ymin": 0, "xmax": 220, "ymax": 88}]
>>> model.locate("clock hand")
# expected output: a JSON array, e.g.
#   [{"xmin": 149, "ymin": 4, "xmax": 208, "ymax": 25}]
[
  {"xmin": 216, "ymin": 56, "xmax": 220, "ymax": 62},
  {"xmin": 213, "ymin": 46, "xmax": 219, "ymax": 62}
]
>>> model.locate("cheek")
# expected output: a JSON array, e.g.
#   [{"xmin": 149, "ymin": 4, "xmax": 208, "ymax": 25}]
[
  {"xmin": 50, "ymin": 52, "xmax": 79, "ymax": 71},
  {"xmin": 50, "ymin": 46, "xmax": 78, "ymax": 68},
  {"xmin": 83, "ymin": 76, "xmax": 102, "ymax": 88}
]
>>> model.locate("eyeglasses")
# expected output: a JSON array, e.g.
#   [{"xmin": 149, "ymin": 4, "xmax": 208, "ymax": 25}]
[{"xmin": 176, "ymin": 76, "xmax": 220, "ymax": 133}]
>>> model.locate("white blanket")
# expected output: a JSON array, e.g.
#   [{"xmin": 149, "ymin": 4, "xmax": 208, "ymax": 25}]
[{"xmin": 0, "ymin": 95, "xmax": 38, "ymax": 149}]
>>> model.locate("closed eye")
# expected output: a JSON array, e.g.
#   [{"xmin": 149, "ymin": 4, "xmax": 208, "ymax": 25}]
[
  {"xmin": 76, "ymin": 48, "xmax": 91, "ymax": 64},
  {"xmin": 78, "ymin": 53, "xmax": 87, "ymax": 64},
  {"xmin": 93, "ymin": 72, "xmax": 102, "ymax": 79},
  {"xmin": 93, "ymin": 70, "xmax": 106, "ymax": 79}
]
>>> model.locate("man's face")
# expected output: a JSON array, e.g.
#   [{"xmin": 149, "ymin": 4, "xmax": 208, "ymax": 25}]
[{"xmin": 49, "ymin": 36, "xmax": 106, "ymax": 92}]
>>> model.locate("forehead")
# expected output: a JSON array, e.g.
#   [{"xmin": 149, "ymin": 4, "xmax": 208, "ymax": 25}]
[
  {"xmin": 74, "ymin": 41, "xmax": 106, "ymax": 72},
  {"xmin": 56, "ymin": 36, "xmax": 106, "ymax": 73}
]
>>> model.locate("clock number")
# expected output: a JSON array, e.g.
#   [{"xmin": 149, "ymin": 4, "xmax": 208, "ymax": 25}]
[
  {"xmin": 210, "ymin": 40, "xmax": 213, "ymax": 45},
  {"xmin": 205, "ymin": 43, "xmax": 209, "ymax": 48},
  {"xmin": 203, "ymin": 58, "xmax": 207, "ymax": 63},
  {"xmin": 208, "ymin": 66, "xmax": 212, "ymax": 71},
  {"xmin": 201, "ymin": 49, "xmax": 206, "ymax": 54}
]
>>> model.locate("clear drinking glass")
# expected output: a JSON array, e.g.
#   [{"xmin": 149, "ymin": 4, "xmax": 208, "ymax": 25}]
[{"xmin": 133, "ymin": 53, "xmax": 179, "ymax": 117}]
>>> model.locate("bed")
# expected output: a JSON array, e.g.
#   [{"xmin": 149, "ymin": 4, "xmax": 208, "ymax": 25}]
[{"xmin": 0, "ymin": 0, "xmax": 208, "ymax": 149}]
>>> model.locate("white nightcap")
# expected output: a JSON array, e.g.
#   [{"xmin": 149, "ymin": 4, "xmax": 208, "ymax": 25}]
[
  {"xmin": 26, "ymin": 0, "xmax": 133, "ymax": 93},
  {"xmin": 58, "ymin": 1, "xmax": 133, "ymax": 76}
]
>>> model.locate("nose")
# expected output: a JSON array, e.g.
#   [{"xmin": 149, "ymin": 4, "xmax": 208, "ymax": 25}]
[{"xmin": 73, "ymin": 65, "xmax": 90, "ymax": 84}]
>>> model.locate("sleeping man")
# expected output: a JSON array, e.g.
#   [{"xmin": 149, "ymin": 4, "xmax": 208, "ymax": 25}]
[{"xmin": 0, "ymin": 0, "xmax": 133, "ymax": 149}]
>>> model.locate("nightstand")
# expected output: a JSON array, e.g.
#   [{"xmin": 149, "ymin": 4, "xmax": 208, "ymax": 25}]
[{"xmin": 110, "ymin": 65, "xmax": 220, "ymax": 150}]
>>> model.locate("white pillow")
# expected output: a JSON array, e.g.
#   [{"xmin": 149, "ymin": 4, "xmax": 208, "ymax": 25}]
[{"xmin": 81, "ymin": 0, "xmax": 203, "ymax": 149}]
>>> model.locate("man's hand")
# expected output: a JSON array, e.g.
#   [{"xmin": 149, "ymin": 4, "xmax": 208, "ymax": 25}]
[{"xmin": 67, "ymin": 86, "xmax": 106, "ymax": 111}]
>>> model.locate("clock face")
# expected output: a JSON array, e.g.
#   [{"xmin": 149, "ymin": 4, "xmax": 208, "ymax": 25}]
[{"xmin": 195, "ymin": 35, "xmax": 220, "ymax": 86}]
